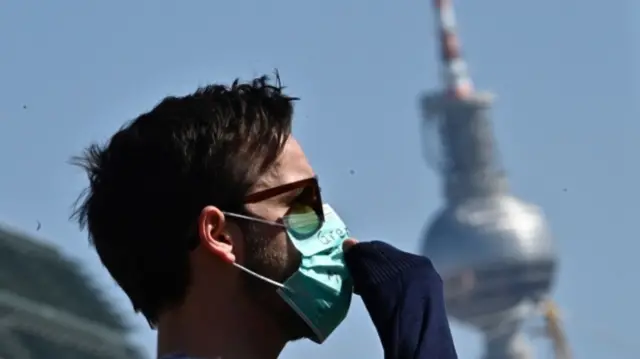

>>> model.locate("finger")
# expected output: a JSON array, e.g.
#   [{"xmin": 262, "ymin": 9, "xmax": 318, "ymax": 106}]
[{"xmin": 342, "ymin": 238, "xmax": 358, "ymax": 252}]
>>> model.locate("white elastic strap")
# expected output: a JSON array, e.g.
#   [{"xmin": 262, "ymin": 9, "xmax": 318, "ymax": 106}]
[{"xmin": 232, "ymin": 262, "xmax": 286, "ymax": 289}]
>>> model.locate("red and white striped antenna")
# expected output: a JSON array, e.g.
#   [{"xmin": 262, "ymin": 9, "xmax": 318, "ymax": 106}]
[{"xmin": 432, "ymin": 0, "xmax": 474, "ymax": 99}]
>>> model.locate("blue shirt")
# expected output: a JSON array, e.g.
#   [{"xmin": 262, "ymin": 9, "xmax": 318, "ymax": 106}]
[{"xmin": 160, "ymin": 241, "xmax": 458, "ymax": 359}]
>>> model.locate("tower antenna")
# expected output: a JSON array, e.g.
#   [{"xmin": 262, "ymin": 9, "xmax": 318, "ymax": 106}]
[{"xmin": 432, "ymin": 0, "xmax": 474, "ymax": 98}]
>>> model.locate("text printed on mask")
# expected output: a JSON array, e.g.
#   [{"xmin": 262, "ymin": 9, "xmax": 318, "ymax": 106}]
[{"xmin": 317, "ymin": 227, "xmax": 349, "ymax": 245}]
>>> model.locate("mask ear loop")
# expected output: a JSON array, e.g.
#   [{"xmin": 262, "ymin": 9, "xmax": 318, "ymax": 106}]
[
  {"xmin": 222, "ymin": 211, "xmax": 289, "ymax": 289},
  {"xmin": 232, "ymin": 262, "xmax": 285, "ymax": 289}
]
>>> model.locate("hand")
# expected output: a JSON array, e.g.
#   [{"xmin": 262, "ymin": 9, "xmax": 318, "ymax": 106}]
[
  {"xmin": 343, "ymin": 238, "xmax": 358, "ymax": 252},
  {"xmin": 343, "ymin": 238, "xmax": 358, "ymax": 293}
]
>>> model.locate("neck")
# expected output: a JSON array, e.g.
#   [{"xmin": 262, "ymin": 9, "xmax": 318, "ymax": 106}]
[{"xmin": 157, "ymin": 295, "xmax": 287, "ymax": 359}]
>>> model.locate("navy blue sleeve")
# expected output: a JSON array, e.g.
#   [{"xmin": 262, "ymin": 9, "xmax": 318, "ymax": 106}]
[{"xmin": 345, "ymin": 241, "xmax": 458, "ymax": 359}]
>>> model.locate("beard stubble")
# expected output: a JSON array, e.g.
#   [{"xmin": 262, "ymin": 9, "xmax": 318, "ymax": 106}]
[{"xmin": 241, "ymin": 223, "xmax": 314, "ymax": 341}]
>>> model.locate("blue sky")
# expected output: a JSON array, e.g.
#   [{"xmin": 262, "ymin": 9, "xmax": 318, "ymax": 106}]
[{"xmin": 1, "ymin": 1, "xmax": 638, "ymax": 358}]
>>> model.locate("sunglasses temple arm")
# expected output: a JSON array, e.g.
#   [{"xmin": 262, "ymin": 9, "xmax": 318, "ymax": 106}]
[{"xmin": 222, "ymin": 212, "xmax": 287, "ymax": 228}]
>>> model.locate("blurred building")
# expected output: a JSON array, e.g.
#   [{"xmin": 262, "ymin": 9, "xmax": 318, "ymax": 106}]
[{"xmin": 0, "ymin": 224, "xmax": 146, "ymax": 359}]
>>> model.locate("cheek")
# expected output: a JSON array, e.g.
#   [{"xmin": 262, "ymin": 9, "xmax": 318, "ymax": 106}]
[
  {"xmin": 263, "ymin": 231, "xmax": 301, "ymax": 279},
  {"xmin": 282, "ymin": 234, "xmax": 302, "ymax": 273},
  {"xmin": 261, "ymin": 223, "xmax": 288, "ymax": 252},
  {"xmin": 266, "ymin": 230, "xmax": 292, "ymax": 262}
]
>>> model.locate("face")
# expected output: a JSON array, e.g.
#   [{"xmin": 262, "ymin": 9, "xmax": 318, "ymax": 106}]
[{"xmin": 238, "ymin": 136, "xmax": 318, "ymax": 340}]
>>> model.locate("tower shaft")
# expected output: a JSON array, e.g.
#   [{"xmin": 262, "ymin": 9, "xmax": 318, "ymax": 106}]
[{"xmin": 422, "ymin": 93, "xmax": 507, "ymax": 203}]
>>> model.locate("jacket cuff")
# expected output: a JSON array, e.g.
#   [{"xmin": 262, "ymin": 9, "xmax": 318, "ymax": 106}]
[{"xmin": 344, "ymin": 241, "xmax": 433, "ymax": 294}]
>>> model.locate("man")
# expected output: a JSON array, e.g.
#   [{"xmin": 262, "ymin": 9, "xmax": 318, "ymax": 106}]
[{"xmin": 72, "ymin": 75, "xmax": 458, "ymax": 359}]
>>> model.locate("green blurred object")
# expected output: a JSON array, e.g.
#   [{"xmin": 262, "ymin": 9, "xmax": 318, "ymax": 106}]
[{"xmin": 0, "ymin": 224, "xmax": 146, "ymax": 359}]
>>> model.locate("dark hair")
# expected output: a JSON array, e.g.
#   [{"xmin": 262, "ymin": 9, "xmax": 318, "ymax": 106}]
[{"xmin": 72, "ymin": 74, "xmax": 297, "ymax": 324}]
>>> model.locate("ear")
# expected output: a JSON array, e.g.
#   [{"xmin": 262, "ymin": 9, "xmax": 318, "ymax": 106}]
[{"xmin": 198, "ymin": 206, "xmax": 236, "ymax": 264}]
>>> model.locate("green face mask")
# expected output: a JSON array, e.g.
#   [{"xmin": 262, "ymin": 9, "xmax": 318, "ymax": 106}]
[{"xmin": 232, "ymin": 204, "xmax": 353, "ymax": 343}]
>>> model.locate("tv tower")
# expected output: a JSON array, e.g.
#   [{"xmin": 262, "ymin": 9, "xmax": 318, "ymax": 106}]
[{"xmin": 419, "ymin": 1, "xmax": 566, "ymax": 358}]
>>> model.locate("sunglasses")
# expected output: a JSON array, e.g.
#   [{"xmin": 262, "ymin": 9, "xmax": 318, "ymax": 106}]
[{"xmin": 225, "ymin": 176, "xmax": 325, "ymax": 238}]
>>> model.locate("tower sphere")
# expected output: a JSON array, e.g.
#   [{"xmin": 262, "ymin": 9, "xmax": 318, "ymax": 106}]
[{"xmin": 422, "ymin": 194, "xmax": 557, "ymax": 329}]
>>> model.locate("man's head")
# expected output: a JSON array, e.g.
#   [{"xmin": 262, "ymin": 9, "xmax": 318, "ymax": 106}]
[{"xmin": 72, "ymin": 75, "xmax": 317, "ymax": 345}]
